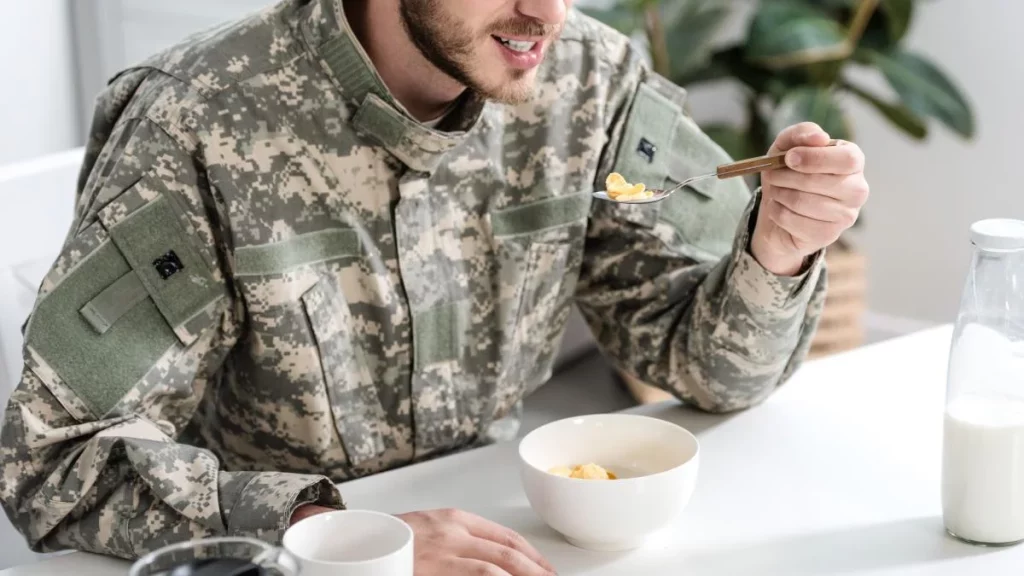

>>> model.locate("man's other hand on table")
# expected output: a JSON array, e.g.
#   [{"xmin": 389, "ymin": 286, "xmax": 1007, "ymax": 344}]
[{"xmin": 292, "ymin": 506, "xmax": 557, "ymax": 575}]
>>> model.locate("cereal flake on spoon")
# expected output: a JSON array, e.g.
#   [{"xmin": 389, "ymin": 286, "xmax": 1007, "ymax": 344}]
[{"xmin": 606, "ymin": 172, "xmax": 653, "ymax": 202}]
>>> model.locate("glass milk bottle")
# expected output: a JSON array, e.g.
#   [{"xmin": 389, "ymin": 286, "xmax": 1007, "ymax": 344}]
[{"xmin": 943, "ymin": 219, "xmax": 1024, "ymax": 545}]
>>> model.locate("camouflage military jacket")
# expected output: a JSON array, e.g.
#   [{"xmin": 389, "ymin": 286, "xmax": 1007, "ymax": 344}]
[{"xmin": 0, "ymin": 0, "xmax": 825, "ymax": 560}]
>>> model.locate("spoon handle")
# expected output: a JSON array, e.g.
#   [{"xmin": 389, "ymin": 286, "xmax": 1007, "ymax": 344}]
[
  {"xmin": 715, "ymin": 139, "xmax": 840, "ymax": 179},
  {"xmin": 715, "ymin": 153, "xmax": 787, "ymax": 179}
]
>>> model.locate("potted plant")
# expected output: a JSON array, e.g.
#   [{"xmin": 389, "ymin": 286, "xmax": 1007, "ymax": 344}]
[{"xmin": 581, "ymin": 0, "xmax": 975, "ymax": 404}]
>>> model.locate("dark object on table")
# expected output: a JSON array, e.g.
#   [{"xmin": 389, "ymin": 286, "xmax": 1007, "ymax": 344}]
[{"xmin": 167, "ymin": 558, "xmax": 266, "ymax": 576}]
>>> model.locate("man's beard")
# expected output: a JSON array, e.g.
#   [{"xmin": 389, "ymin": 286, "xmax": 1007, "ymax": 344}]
[{"xmin": 398, "ymin": 0, "xmax": 558, "ymax": 104}]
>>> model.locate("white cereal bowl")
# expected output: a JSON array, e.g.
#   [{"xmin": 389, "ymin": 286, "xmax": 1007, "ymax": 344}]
[{"xmin": 518, "ymin": 413, "xmax": 699, "ymax": 552}]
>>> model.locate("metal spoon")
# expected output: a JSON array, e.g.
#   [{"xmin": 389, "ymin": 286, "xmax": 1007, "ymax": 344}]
[{"xmin": 594, "ymin": 140, "xmax": 839, "ymax": 204}]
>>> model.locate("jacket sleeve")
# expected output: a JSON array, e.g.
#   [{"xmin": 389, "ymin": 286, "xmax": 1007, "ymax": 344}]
[
  {"xmin": 574, "ymin": 47, "xmax": 828, "ymax": 413},
  {"xmin": 0, "ymin": 106, "xmax": 342, "ymax": 559}
]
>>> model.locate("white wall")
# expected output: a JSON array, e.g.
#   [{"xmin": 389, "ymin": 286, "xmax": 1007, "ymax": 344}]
[
  {"xmin": 685, "ymin": 0, "xmax": 1016, "ymax": 328},
  {"xmin": 848, "ymin": 0, "xmax": 1022, "ymax": 326},
  {"xmin": 0, "ymin": 0, "xmax": 80, "ymax": 165}
]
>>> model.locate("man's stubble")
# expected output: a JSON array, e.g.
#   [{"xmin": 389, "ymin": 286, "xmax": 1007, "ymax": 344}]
[{"xmin": 398, "ymin": 0, "xmax": 558, "ymax": 105}]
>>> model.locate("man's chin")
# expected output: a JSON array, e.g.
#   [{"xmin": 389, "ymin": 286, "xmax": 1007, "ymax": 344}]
[{"xmin": 472, "ymin": 71, "xmax": 538, "ymax": 105}]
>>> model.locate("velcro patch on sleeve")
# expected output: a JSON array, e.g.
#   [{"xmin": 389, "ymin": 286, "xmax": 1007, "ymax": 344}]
[
  {"xmin": 103, "ymin": 193, "xmax": 222, "ymax": 345},
  {"xmin": 26, "ymin": 238, "xmax": 181, "ymax": 418}
]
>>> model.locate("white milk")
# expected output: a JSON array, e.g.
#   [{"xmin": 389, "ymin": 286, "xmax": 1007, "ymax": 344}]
[{"xmin": 942, "ymin": 393, "xmax": 1024, "ymax": 544}]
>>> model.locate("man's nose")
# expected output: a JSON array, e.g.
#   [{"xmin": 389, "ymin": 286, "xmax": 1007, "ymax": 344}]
[{"xmin": 516, "ymin": 0, "xmax": 568, "ymax": 26}]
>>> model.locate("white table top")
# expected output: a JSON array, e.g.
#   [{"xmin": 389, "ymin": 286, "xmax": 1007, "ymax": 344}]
[{"xmin": 6, "ymin": 324, "xmax": 1024, "ymax": 575}]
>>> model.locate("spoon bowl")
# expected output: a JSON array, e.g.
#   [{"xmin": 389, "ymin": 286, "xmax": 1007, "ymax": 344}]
[{"xmin": 591, "ymin": 190, "xmax": 669, "ymax": 204}]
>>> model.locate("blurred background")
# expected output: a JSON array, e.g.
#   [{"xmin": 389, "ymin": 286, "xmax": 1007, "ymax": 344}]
[{"xmin": 0, "ymin": 0, "xmax": 1013, "ymax": 569}]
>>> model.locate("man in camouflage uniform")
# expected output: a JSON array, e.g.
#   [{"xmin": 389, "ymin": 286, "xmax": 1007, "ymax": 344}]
[{"xmin": 1, "ymin": 0, "xmax": 868, "ymax": 573}]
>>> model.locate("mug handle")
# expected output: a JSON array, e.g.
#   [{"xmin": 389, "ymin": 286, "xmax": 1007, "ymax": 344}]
[{"xmin": 253, "ymin": 547, "xmax": 301, "ymax": 576}]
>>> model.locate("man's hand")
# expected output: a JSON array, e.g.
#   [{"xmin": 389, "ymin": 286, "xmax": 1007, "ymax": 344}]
[
  {"xmin": 397, "ymin": 508, "xmax": 556, "ymax": 576},
  {"xmin": 751, "ymin": 122, "xmax": 870, "ymax": 276},
  {"xmin": 290, "ymin": 506, "xmax": 553, "ymax": 574},
  {"xmin": 290, "ymin": 504, "xmax": 335, "ymax": 525}
]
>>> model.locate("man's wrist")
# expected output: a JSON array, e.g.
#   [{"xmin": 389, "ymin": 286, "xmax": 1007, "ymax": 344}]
[{"xmin": 749, "ymin": 234, "xmax": 807, "ymax": 277}]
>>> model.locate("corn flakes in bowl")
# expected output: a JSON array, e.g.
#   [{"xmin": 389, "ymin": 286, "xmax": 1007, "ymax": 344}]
[{"xmin": 518, "ymin": 413, "xmax": 699, "ymax": 551}]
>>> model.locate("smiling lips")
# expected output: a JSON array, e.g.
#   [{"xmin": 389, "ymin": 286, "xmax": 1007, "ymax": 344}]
[
  {"xmin": 495, "ymin": 36, "xmax": 537, "ymax": 52},
  {"xmin": 492, "ymin": 34, "xmax": 545, "ymax": 69}
]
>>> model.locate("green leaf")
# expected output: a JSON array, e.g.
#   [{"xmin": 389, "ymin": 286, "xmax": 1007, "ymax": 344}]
[
  {"xmin": 805, "ymin": 0, "xmax": 857, "ymax": 10},
  {"xmin": 663, "ymin": 3, "xmax": 731, "ymax": 79},
  {"xmin": 844, "ymin": 81, "xmax": 927, "ymax": 139},
  {"xmin": 674, "ymin": 60, "xmax": 731, "ymax": 87},
  {"xmin": 745, "ymin": 1, "xmax": 848, "ymax": 67},
  {"xmin": 768, "ymin": 87, "xmax": 853, "ymax": 142},
  {"xmin": 860, "ymin": 0, "xmax": 914, "ymax": 50},
  {"xmin": 802, "ymin": 0, "xmax": 913, "ymax": 49},
  {"xmin": 702, "ymin": 47, "xmax": 802, "ymax": 99},
  {"xmin": 863, "ymin": 48, "xmax": 975, "ymax": 138},
  {"xmin": 578, "ymin": 5, "xmax": 638, "ymax": 35},
  {"xmin": 701, "ymin": 123, "xmax": 753, "ymax": 161},
  {"xmin": 880, "ymin": 0, "xmax": 913, "ymax": 43},
  {"xmin": 658, "ymin": 0, "xmax": 701, "ymax": 27}
]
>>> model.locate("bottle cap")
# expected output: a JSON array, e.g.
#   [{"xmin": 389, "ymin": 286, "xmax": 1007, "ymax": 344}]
[{"xmin": 970, "ymin": 219, "xmax": 1024, "ymax": 251}]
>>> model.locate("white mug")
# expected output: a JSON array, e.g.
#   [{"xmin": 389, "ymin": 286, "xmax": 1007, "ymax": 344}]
[{"xmin": 282, "ymin": 509, "xmax": 414, "ymax": 576}]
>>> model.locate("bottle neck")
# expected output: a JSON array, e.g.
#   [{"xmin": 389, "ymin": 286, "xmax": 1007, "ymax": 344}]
[
  {"xmin": 964, "ymin": 246, "xmax": 1024, "ymax": 327},
  {"xmin": 971, "ymin": 246, "xmax": 1024, "ymax": 279}
]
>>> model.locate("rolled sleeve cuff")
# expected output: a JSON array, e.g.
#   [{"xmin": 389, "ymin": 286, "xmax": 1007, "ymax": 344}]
[
  {"xmin": 227, "ymin": 473, "xmax": 345, "ymax": 544},
  {"xmin": 734, "ymin": 248, "xmax": 824, "ymax": 313},
  {"xmin": 731, "ymin": 189, "xmax": 826, "ymax": 314}
]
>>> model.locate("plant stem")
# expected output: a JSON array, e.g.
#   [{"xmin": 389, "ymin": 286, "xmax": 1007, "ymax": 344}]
[
  {"xmin": 747, "ymin": 95, "xmax": 768, "ymax": 173},
  {"xmin": 757, "ymin": 0, "xmax": 881, "ymax": 69},
  {"xmin": 644, "ymin": 5, "xmax": 671, "ymax": 77},
  {"xmin": 846, "ymin": 0, "xmax": 881, "ymax": 46}
]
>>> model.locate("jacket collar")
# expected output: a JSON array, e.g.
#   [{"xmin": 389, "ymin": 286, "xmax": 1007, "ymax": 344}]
[{"xmin": 299, "ymin": 0, "xmax": 486, "ymax": 174}]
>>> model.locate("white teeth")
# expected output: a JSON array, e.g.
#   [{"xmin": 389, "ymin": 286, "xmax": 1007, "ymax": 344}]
[{"xmin": 496, "ymin": 37, "xmax": 536, "ymax": 52}]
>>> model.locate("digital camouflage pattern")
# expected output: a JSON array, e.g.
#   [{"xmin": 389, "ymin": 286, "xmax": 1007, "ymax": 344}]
[{"xmin": 0, "ymin": 0, "xmax": 826, "ymax": 560}]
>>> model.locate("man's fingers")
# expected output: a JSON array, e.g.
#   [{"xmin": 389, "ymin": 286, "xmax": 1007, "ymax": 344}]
[
  {"xmin": 785, "ymin": 141, "xmax": 865, "ymax": 175},
  {"xmin": 768, "ymin": 187, "xmax": 857, "ymax": 227},
  {"xmin": 463, "ymin": 514, "xmax": 555, "ymax": 573},
  {"xmin": 461, "ymin": 540, "xmax": 553, "ymax": 576},
  {"xmin": 764, "ymin": 169, "xmax": 843, "ymax": 198},
  {"xmin": 770, "ymin": 122, "xmax": 831, "ymax": 153},
  {"xmin": 765, "ymin": 198, "xmax": 842, "ymax": 245},
  {"xmin": 450, "ymin": 558, "xmax": 513, "ymax": 576},
  {"xmin": 764, "ymin": 170, "xmax": 869, "ymax": 206}
]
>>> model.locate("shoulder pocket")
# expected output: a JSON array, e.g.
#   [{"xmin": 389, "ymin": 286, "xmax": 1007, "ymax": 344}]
[
  {"xmin": 24, "ymin": 181, "xmax": 225, "ymax": 419},
  {"xmin": 602, "ymin": 72, "xmax": 752, "ymax": 257},
  {"xmin": 596, "ymin": 78, "xmax": 681, "ymax": 230},
  {"xmin": 657, "ymin": 114, "xmax": 753, "ymax": 258},
  {"xmin": 98, "ymin": 187, "xmax": 223, "ymax": 344}
]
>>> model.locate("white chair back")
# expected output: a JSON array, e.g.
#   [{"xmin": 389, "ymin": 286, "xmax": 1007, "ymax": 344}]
[{"xmin": 0, "ymin": 148, "xmax": 83, "ymax": 400}]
